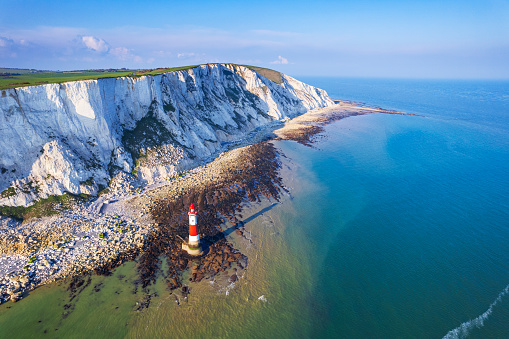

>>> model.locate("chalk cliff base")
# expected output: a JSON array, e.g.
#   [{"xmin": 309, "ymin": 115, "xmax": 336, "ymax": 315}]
[
  {"xmin": 0, "ymin": 64, "xmax": 333, "ymax": 208},
  {"xmin": 0, "ymin": 102, "xmax": 411, "ymax": 303}
]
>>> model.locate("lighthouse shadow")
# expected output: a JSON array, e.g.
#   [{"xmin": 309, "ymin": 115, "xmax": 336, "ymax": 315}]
[{"xmin": 202, "ymin": 203, "xmax": 278, "ymax": 246}]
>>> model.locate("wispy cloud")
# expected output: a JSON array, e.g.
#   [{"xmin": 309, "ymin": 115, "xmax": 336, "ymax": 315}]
[
  {"xmin": 270, "ymin": 55, "xmax": 289, "ymax": 65},
  {"xmin": 1, "ymin": 21, "xmax": 504, "ymax": 78},
  {"xmin": 177, "ymin": 52, "xmax": 197, "ymax": 59},
  {"xmin": 154, "ymin": 50, "xmax": 173, "ymax": 57},
  {"xmin": 0, "ymin": 36, "xmax": 13, "ymax": 47},
  {"xmin": 0, "ymin": 36, "xmax": 25, "ymax": 59},
  {"xmin": 109, "ymin": 46, "xmax": 142, "ymax": 63},
  {"xmin": 176, "ymin": 52, "xmax": 220, "ymax": 64},
  {"xmin": 0, "ymin": 25, "xmax": 295, "ymax": 68}
]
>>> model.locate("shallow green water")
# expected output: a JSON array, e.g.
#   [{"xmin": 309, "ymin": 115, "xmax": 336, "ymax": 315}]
[
  {"xmin": 0, "ymin": 195, "xmax": 317, "ymax": 338},
  {"xmin": 2, "ymin": 79, "xmax": 509, "ymax": 338}
]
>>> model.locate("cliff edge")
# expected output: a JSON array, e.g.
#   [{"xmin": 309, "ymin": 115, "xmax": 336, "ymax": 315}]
[{"xmin": 0, "ymin": 64, "xmax": 334, "ymax": 208}]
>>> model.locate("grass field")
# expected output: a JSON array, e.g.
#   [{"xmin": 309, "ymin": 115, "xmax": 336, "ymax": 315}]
[
  {"xmin": 0, "ymin": 69, "xmax": 136, "ymax": 90},
  {"xmin": 0, "ymin": 64, "xmax": 283, "ymax": 90},
  {"xmin": 132, "ymin": 65, "xmax": 199, "ymax": 77},
  {"xmin": 241, "ymin": 65, "xmax": 283, "ymax": 84}
]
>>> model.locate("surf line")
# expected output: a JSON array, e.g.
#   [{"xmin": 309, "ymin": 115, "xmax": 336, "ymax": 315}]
[{"xmin": 442, "ymin": 283, "xmax": 509, "ymax": 339}]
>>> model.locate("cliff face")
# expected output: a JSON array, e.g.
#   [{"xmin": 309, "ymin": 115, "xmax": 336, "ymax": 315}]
[{"xmin": 0, "ymin": 64, "xmax": 334, "ymax": 207}]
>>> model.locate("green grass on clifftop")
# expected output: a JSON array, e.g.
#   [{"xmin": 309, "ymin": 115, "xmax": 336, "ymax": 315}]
[
  {"xmin": 0, "ymin": 64, "xmax": 283, "ymax": 90},
  {"xmin": 242, "ymin": 65, "xmax": 283, "ymax": 84},
  {"xmin": 131, "ymin": 65, "xmax": 200, "ymax": 77},
  {"xmin": 0, "ymin": 69, "xmax": 135, "ymax": 90}
]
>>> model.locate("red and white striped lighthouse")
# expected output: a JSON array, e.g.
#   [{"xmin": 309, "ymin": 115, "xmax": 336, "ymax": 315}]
[
  {"xmin": 188, "ymin": 204, "xmax": 199, "ymax": 247},
  {"xmin": 182, "ymin": 203, "xmax": 202, "ymax": 255}
]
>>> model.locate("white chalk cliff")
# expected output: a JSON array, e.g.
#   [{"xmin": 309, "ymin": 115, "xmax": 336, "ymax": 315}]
[{"xmin": 0, "ymin": 64, "xmax": 334, "ymax": 207}]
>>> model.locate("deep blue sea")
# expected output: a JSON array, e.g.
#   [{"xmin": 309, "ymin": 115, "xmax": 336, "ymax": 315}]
[
  {"xmin": 0, "ymin": 77, "xmax": 507, "ymax": 338},
  {"xmin": 281, "ymin": 77, "xmax": 509, "ymax": 338}
]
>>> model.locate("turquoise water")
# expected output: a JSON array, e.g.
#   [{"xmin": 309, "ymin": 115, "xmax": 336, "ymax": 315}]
[
  {"xmin": 1, "ymin": 78, "xmax": 508, "ymax": 338},
  {"xmin": 280, "ymin": 78, "xmax": 509, "ymax": 337}
]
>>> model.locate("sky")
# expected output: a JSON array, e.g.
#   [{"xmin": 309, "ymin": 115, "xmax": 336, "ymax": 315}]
[{"xmin": 1, "ymin": 0, "xmax": 508, "ymax": 79}]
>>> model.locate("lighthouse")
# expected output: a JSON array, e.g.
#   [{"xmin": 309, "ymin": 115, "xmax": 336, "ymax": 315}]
[
  {"xmin": 188, "ymin": 204, "xmax": 199, "ymax": 247},
  {"xmin": 182, "ymin": 203, "xmax": 203, "ymax": 256}
]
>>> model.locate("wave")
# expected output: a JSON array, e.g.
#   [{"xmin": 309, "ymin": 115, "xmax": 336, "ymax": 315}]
[{"xmin": 443, "ymin": 283, "xmax": 509, "ymax": 339}]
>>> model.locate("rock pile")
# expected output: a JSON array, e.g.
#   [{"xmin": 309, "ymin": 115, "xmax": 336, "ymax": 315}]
[
  {"xmin": 131, "ymin": 140, "xmax": 285, "ymax": 292},
  {"xmin": 108, "ymin": 172, "xmax": 138, "ymax": 197},
  {"xmin": 0, "ymin": 201, "xmax": 154, "ymax": 303}
]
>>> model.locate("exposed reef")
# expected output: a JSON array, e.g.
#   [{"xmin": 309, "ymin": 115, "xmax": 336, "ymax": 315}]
[{"xmin": 136, "ymin": 141, "xmax": 284, "ymax": 290}]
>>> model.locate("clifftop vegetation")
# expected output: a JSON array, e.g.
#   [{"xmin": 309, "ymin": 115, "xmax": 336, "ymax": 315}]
[{"xmin": 0, "ymin": 64, "xmax": 283, "ymax": 90}]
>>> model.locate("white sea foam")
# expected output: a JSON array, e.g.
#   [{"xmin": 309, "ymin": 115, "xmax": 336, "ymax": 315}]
[
  {"xmin": 217, "ymin": 281, "xmax": 236, "ymax": 296},
  {"xmin": 258, "ymin": 295, "xmax": 268, "ymax": 302},
  {"xmin": 443, "ymin": 283, "xmax": 509, "ymax": 339}
]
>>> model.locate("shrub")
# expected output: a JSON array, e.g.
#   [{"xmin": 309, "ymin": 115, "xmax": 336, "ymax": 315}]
[
  {"xmin": 81, "ymin": 178, "xmax": 94, "ymax": 186},
  {"xmin": 0, "ymin": 193, "xmax": 85, "ymax": 220},
  {"xmin": 98, "ymin": 188, "xmax": 110, "ymax": 196},
  {"xmin": 0, "ymin": 186, "xmax": 16, "ymax": 198}
]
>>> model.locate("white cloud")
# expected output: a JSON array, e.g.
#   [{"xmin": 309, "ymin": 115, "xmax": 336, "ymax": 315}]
[
  {"xmin": 0, "ymin": 37, "xmax": 13, "ymax": 47},
  {"xmin": 0, "ymin": 37, "xmax": 22, "ymax": 59},
  {"xmin": 270, "ymin": 55, "xmax": 289, "ymax": 64},
  {"xmin": 177, "ymin": 52, "xmax": 196, "ymax": 59},
  {"xmin": 110, "ymin": 46, "xmax": 143, "ymax": 63},
  {"xmin": 81, "ymin": 36, "xmax": 109, "ymax": 53},
  {"xmin": 154, "ymin": 50, "xmax": 172, "ymax": 57},
  {"xmin": 109, "ymin": 47, "xmax": 130, "ymax": 60},
  {"xmin": 176, "ymin": 52, "xmax": 218, "ymax": 63}
]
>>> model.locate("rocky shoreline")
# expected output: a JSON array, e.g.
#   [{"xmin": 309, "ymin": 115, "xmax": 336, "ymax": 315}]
[{"xmin": 0, "ymin": 102, "xmax": 410, "ymax": 304}]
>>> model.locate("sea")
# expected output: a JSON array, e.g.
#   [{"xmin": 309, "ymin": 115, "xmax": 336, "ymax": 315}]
[{"xmin": 1, "ymin": 78, "xmax": 508, "ymax": 338}]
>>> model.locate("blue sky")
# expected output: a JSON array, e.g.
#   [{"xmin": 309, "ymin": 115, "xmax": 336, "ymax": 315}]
[{"xmin": 1, "ymin": 0, "xmax": 508, "ymax": 78}]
